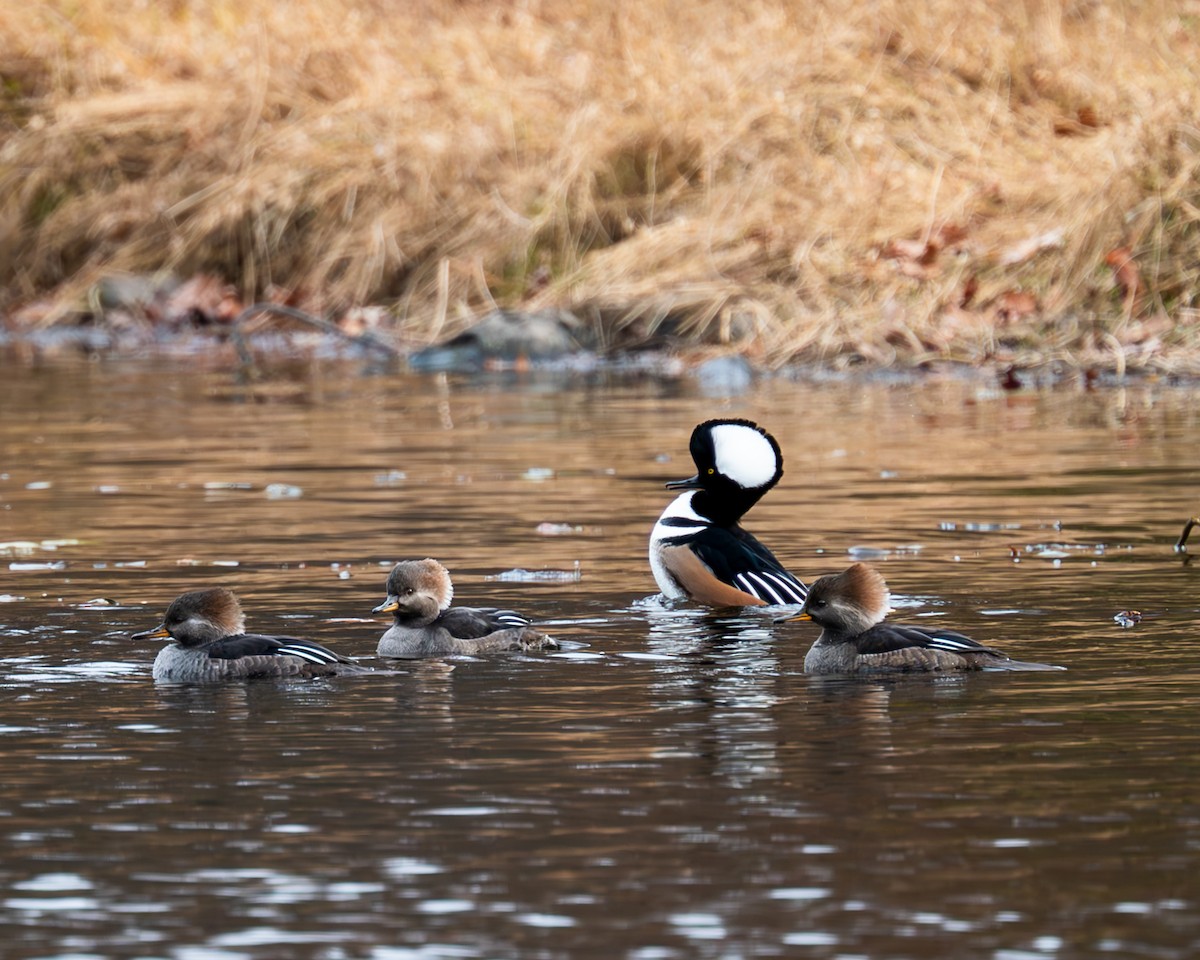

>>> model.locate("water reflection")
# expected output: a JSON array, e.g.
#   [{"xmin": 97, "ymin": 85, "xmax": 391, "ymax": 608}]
[{"xmin": 1, "ymin": 356, "xmax": 1200, "ymax": 957}]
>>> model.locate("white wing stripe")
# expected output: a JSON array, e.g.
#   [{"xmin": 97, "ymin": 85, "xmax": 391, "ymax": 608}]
[
  {"xmin": 928, "ymin": 636, "xmax": 977, "ymax": 651},
  {"xmin": 277, "ymin": 643, "xmax": 339, "ymax": 664},
  {"xmin": 758, "ymin": 570, "xmax": 807, "ymax": 604},
  {"xmin": 741, "ymin": 571, "xmax": 786, "ymax": 605}
]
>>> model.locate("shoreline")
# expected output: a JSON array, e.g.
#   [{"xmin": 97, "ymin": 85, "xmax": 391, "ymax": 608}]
[{"xmin": 3, "ymin": 309, "xmax": 1192, "ymax": 392}]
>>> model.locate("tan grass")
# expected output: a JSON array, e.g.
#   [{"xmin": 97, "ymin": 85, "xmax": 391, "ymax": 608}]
[{"xmin": 2, "ymin": 0, "xmax": 1200, "ymax": 369}]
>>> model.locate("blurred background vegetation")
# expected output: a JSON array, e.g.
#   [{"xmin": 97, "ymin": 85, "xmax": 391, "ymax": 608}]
[{"xmin": 2, "ymin": 0, "xmax": 1199, "ymax": 370}]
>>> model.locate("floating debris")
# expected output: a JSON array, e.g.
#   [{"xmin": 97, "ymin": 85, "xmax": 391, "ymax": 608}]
[
  {"xmin": 0, "ymin": 539, "xmax": 79, "ymax": 556},
  {"xmin": 0, "ymin": 541, "xmax": 41, "ymax": 556},
  {"xmin": 9, "ymin": 561, "xmax": 66, "ymax": 571},
  {"xmin": 113, "ymin": 560, "xmax": 147, "ymax": 568},
  {"xmin": 1024, "ymin": 546, "xmax": 1071, "ymax": 560},
  {"xmin": 847, "ymin": 546, "xmax": 891, "ymax": 560},
  {"xmin": 210, "ymin": 560, "xmax": 240, "ymax": 567},
  {"xmin": 939, "ymin": 521, "xmax": 1023, "ymax": 532},
  {"xmin": 24, "ymin": 481, "xmax": 52, "ymax": 490},
  {"xmin": 80, "ymin": 598, "xmax": 118, "ymax": 608},
  {"xmin": 94, "ymin": 485, "xmax": 121, "ymax": 494},
  {"xmin": 203, "ymin": 481, "xmax": 253, "ymax": 491},
  {"xmin": 1013, "ymin": 542, "xmax": 1119, "ymax": 561},
  {"xmin": 535, "ymin": 522, "xmax": 603, "ymax": 537},
  {"xmin": 264, "ymin": 483, "xmax": 303, "ymax": 499},
  {"xmin": 0, "ymin": 594, "xmax": 25, "ymax": 603},
  {"xmin": 847, "ymin": 544, "xmax": 921, "ymax": 560},
  {"xmin": 374, "ymin": 470, "xmax": 407, "ymax": 486},
  {"xmin": 1113, "ymin": 610, "xmax": 1142, "ymax": 629},
  {"xmin": 487, "ymin": 562, "xmax": 582, "ymax": 583},
  {"xmin": 522, "ymin": 467, "xmax": 555, "ymax": 482},
  {"xmin": 537, "ymin": 522, "xmax": 581, "ymax": 536}
]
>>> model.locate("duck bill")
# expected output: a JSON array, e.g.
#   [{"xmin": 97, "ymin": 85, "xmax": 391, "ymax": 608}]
[
  {"xmin": 131, "ymin": 624, "xmax": 171, "ymax": 640},
  {"xmin": 773, "ymin": 611, "xmax": 812, "ymax": 624},
  {"xmin": 664, "ymin": 473, "xmax": 702, "ymax": 490},
  {"xmin": 372, "ymin": 597, "xmax": 400, "ymax": 615}
]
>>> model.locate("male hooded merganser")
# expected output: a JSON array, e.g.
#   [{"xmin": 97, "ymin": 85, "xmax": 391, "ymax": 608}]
[
  {"xmin": 373, "ymin": 558, "xmax": 559, "ymax": 657},
  {"xmin": 649, "ymin": 418, "xmax": 807, "ymax": 607},
  {"xmin": 132, "ymin": 587, "xmax": 364, "ymax": 682},
  {"xmin": 777, "ymin": 563, "xmax": 1064, "ymax": 674}
]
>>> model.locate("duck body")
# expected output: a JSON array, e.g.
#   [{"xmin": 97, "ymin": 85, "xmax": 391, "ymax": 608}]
[
  {"xmin": 374, "ymin": 559, "xmax": 558, "ymax": 657},
  {"xmin": 151, "ymin": 633, "xmax": 354, "ymax": 682},
  {"xmin": 802, "ymin": 622, "xmax": 1054, "ymax": 675},
  {"xmin": 133, "ymin": 587, "xmax": 364, "ymax": 683},
  {"xmin": 782, "ymin": 563, "xmax": 1064, "ymax": 675},
  {"xmin": 649, "ymin": 419, "xmax": 806, "ymax": 607}
]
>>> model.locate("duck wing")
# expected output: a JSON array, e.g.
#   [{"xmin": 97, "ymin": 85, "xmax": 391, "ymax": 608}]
[
  {"xmin": 203, "ymin": 633, "xmax": 354, "ymax": 666},
  {"xmin": 853, "ymin": 624, "xmax": 999, "ymax": 656},
  {"xmin": 436, "ymin": 607, "xmax": 531, "ymax": 640},
  {"xmin": 684, "ymin": 525, "xmax": 808, "ymax": 605},
  {"xmin": 852, "ymin": 624, "xmax": 1063, "ymax": 671}
]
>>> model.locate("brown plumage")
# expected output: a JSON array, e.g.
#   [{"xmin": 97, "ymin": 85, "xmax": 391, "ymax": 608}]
[
  {"xmin": 132, "ymin": 587, "xmax": 366, "ymax": 682},
  {"xmin": 373, "ymin": 559, "xmax": 558, "ymax": 657},
  {"xmin": 777, "ymin": 563, "xmax": 1064, "ymax": 675}
]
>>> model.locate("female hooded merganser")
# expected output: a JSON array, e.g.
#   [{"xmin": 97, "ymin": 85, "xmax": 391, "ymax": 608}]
[
  {"xmin": 132, "ymin": 587, "xmax": 364, "ymax": 682},
  {"xmin": 373, "ymin": 558, "xmax": 559, "ymax": 657},
  {"xmin": 777, "ymin": 563, "xmax": 1064, "ymax": 674},
  {"xmin": 649, "ymin": 418, "xmax": 807, "ymax": 607}
]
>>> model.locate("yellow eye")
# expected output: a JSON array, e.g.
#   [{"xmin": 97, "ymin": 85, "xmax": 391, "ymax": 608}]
[{"xmin": 707, "ymin": 467, "xmax": 715, "ymax": 475}]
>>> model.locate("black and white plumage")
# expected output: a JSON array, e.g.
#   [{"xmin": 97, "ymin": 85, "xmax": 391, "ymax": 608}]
[
  {"xmin": 777, "ymin": 563, "xmax": 1065, "ymax": 675},
  {"xmin": 132, "ymin": 587, "xmax": 364, "ymax": 682},
  {"xmin": 649, "ymin": 418, "xmax": 807, "ymax": 607},
  {"xmin": 373, "ymin": 558, "xmax": 558, "ymax": 657}
]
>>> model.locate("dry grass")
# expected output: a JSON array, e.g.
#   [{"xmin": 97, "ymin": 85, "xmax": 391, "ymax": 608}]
[{"xmin": 3, "ymin": 0, "xmax": 1200, "ymax": 370}]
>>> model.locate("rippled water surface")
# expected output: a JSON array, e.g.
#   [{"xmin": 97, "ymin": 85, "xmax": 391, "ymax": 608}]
[{"xmin": 2, "ymin": 351, "xmax": 1199, "ymax": 960}]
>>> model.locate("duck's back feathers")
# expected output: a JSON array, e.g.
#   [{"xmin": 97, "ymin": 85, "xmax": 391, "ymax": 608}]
[
  {"xmin": 152, "ymin": 636, "xmax": 367, "ymax": 683},
  {"xmin": 853, "ymin": 624, "xmax": 1002, "ymax": 657},
  {"xmin": 435, "ymin": 607, "xmax": 531, "ymax": 639},
  {"xmin": 204, "ymin": 633, "xmax": 356, "ymax": 665},
  {"xmin": 689, "ymin": 526, "xmax": 807, "ymax": 606},
  {"xmin": 807, "ymin": 622, "xmax": 1064, "ymax": 674}
]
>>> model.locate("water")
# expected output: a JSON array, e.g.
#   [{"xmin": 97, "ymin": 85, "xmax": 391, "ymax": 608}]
[{"xmin": 1, "ymin": 351, "xmax": 1199, "ymax": 959}]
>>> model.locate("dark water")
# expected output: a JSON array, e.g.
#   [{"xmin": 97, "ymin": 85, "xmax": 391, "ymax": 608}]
[{"xmin": 1, "ymin": 352, "xmax": 1199, "ymax": 959}]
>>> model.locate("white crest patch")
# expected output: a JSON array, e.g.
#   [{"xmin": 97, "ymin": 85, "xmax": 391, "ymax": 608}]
[{"xmin": 710, "ymin": 424, "xmax": 778, "ymax": 489}]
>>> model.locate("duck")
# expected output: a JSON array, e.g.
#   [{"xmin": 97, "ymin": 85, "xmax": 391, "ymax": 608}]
[
  {"xmin": 372, "ymin": 558, "xmax": 559, "ymax": 657},
  {"xmin": 649, "ymin": 418, "xmax": 807, "ymax": 607},
  {"xmin": 132, "ymin": 587, "xmax": 366, "ymax": 682},
  {"xmin": 776, "ymin": 562, "xmax": 1064, "ymax": 674}
]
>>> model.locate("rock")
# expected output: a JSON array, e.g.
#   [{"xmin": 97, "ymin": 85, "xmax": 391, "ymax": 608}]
[
  {"xmin": 694, "ymin": 354, "xmax": 755, "ymax": 396},
  {"xmin": 409, "ymin": 309, "xmax": 587, "ymax": 372}
]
